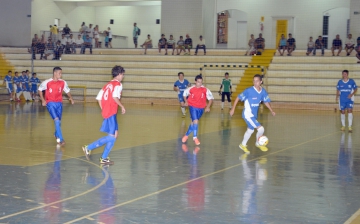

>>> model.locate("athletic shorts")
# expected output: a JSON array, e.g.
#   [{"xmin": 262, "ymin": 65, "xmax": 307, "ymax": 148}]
[
  {"xmin": 167, "ymin": 45, "xmax": 174, "ymax": 49},
  {"xmin": 279, "ymin": 46, "xmax": 286, "ymax": 50},
  {"xmin": 339, "ymin": 99, "xmax": 354, "ymax": 110},
  {"xmin": 243, "ymin": 116, "xmax": 261, "ymax": 130},
  {"xmin": 159, "ymin": 44, "xmax": 166, "ymax": 49},
  {"xmin": 6, "ymin": 83, "xmax": 13, "ymax": 93},
  {"xmin": 189, "ymin": 106, "xmax": 204, "ymax": 121},
  {"xmin": 345, "ymin": 45, "xmax": 354, "ymax": 49},
  {"xmin": 109, "ymin": 38, "xmax": 112, "ymax": 42},
  {"xmin": 31, "ymin": 85, "xmax": 38, "ymax": 93},
  {"xmin": 47, "ymin": 102, "xmax": 63, "ymax": 120},
  {"xmin": 133, "ymin": 37, "xmax": 138, "ymax": 45},
  {"xmin": 100, "ymin": 114, "xmax": 118, "ymax": 135},
  {"xmin": 15, "ymin": 85, "xmax": 22, "ymax": 93}
]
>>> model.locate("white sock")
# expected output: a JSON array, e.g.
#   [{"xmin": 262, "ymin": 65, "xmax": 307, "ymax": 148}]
[
  {"xmin": 181, "ymin": 107, "xmax": 185, "ymax": 114},
  {"xmin": 348, "ymin": 113, "xmax": 353, "ymax": 126},
  {"xmin": 228, "ymin": 102, "xmax": 232, "ymax": 108},
  {"xmin": 221, "ymin": 102, "xmax": 224, "ymax": 108},
  {"xmin": 341, "ymin": 114, "xmax": 346, "ymax": 126},
  {"xmin": 242, "ymin": 129, "xmax": 254, "ymax": 146},
  {"xmin": 256, "ymin": 126, "xmax": 264, "ymax": 143},
  {"xmin": 16, "ymin": 92, "xmax": 22, "ymax": 99}
]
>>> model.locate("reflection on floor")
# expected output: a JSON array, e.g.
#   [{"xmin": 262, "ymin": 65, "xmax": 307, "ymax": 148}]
[{"xmin": 0, "ymin": 102, "xmax": 359, "ymax": 223}]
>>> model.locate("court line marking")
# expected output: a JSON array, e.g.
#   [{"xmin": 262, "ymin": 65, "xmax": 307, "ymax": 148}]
[
  {"xmin": 65, "ymin": 130, "xmax": 341, "ymax": 223},
  {"xmin": 344, "ymin": 208, "xmax": 360, "ymax": 224},
  {"xmin": 0, "ymin": 148, "xmax": 110, "ymax": 221}
]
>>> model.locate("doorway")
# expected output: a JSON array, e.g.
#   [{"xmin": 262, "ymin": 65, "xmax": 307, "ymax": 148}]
[
  {"xmin": 276, "ymin": 20, "xmax": 287, "ymax": 47},
  {"xmin": 237, "ymin": 21, "xmax": 247, "ymax": 48}
]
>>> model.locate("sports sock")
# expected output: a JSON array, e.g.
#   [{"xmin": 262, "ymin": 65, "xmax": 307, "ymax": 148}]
[
  {"xmin": 16, "ymin": 92, "xmax": 22, "ymax": 99},
  {"xmin": 193, "ymin": 124, "xmax": 199, "ymax": 138},
  {"xmin": 101, "ymin": 135, "xmax": 116, "ymax": 159},
  {"xmin": 181, "ymin": 106, "xmax": 186, "ymax": 114},
  {"xmin": 228, "ymin": 102, "xmax": 232, "ymax": 108},
  {"xmin": 54, "ymin": 119, "xmax": 64, "ymax": 142},
  {"xmin": 341, "ymin": 114, "xmax": 346, "ymax": 126},
  {"xmin": 256, "ymin": 126, "xmax": 265, "ymax": 143},
  {"xmin": 348, "ymin": 113, "xmax": 353, "ymax": 126},
  {"xmin": 242, "ymin": 129, "xmax": 254, "ymax": 146},
  {"xmin": 87, "ymin": 135, "xmax": 114, "ymax": 151},
  {"xmin": 185, "ymin": 124, "xmax": 193, "ymax": 136},
  {"xmin": 221, "ymin": 102, "xmax": 224, "ymax": 108}
]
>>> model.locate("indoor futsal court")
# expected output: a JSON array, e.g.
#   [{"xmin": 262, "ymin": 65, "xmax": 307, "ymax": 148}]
[{"xmin": 0, "ymin": 102, "xmax": 359, "ymax": 223}]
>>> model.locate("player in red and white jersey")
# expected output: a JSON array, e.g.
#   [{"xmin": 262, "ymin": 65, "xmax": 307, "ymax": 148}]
[
  {"xmin": 182, "ymin": 75, "xmax": 214, "ymax": 145},
  {"xmin": 38, "ymin": 67, "xmax": 74, "ymax": 146},
  {"xmin": 82, "ymin": 65, "xmax": 126, "ymax": 165}
]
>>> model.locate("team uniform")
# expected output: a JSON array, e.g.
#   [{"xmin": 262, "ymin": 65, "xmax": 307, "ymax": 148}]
[
  {"xmin": 83, "ymin": 79, "xmax": 123, "ymax": 164},
  {"xmin": 13, "ymin": 75, "xmax": 23, "ymax": 101},
  {"xmin": 337, "ymin": 78, "xmax": 357, "ymax": 131},
  {"xmin": 21, "ymin": 74, "xmax": 32, "ymax": 101},
  {"xmin": 174, "ymin": 79, "xmax": 190, "ymax": 116},
  {"xmin": 30, "ymin": 76, "xmax": 41, "ymax": 99},
  {"xmin": 3, "ymin": 75, "xmax": 13, "ymax": 100},
  {"xmin": 182, "ymin": 85, "xmax": 214, "ymax": 144},
  {"xmin": 38, "ymin": 78, "xmax": 71, "ymax": 143},
  {"xmin": 220, "ymin": 78, "xmax": 232, "ymax": 109}
]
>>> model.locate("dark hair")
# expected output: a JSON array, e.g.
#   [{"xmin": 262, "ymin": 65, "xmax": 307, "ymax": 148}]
[
  {"xmin": 289, "ymin": 33, "xmax": 292, "ymax": 35},
  {"xmin": 22, "ymin": 71, "xmax": 25, "ymax": 73},
  {"xmin": 225, "ymin": 72, "xmax": 229, "ymax": 76},
  {"xmin": 318, "ymin": 36, "xmax": 322, "ymax": 38},
  {"xmin": 112, "ymin": 65, "xmax": 125, "ymax": 78},
  {"xmin": 200, "ymin": 35, "xmax": 203, "ymax": 38},
  {"xmin": 8, "ymin": 70, "xmax": 12, "ymax": 73},
  {"xmin": 253, "ymin": 74, "xmax": 262, "ymax": 81},
  {"xmin": 180, "ymin": 36, "xmax": 183, "ymax": 38},
  {"xmin": 195, "ymin": 75, "xmax": 203, "ymax": 81},
  {"xmin": 15, "ymin": 72, "xmax": 18, "ymax": 75},
  {"xmin": 178, "ymin": 72, "xmax": 184, "ymax": 77},
  {"xmin": 25, "ymin": 70, "xmax": 29, "ymax": 73},
  {"xmin": 32, "ymin": 73, "xmax": 36, "ymax": 76},
  {"xmin": 342, "ymin": 70, "xmax": 349, "ymax": 74},
  {"xmin": 53, "ymin": 67, "xmax": 62, "ymax": 73}
]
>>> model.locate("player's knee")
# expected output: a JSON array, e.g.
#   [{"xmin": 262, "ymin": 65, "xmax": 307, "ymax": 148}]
[
  {"xmin": 257, "ymin": 126, "xmax": 264, "ymax": 132},
  {"xmin": 246, "ymin": 128, "xmax": 254, "ymax": 134}
]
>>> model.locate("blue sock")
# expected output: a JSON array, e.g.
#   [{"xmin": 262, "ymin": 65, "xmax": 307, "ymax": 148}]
[
  {"xmin": 193, "ymin": 124, "xmax": 199, "ymax": 138},
  {"xmin": 87, "ymin": 135, "xmax": 113, "ymax": 151},
  {"xmin": 185, "ymin": 124, "xmax": 193, "ymax": 136},
  {"xmin": 101, "ymin": 136, "xmax": 116, "ymax": 159},
  {"xmin": 54, "ymin": 119, "xmax": 64, "ymax": 141}
]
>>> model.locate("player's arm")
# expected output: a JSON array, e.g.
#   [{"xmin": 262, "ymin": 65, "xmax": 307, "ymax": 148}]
[
  {"xmin": 96, "ymin": 89, "xmax": 104, "ymax": 109},
  {"xmin": 229, "ymin": 97, "xmax": 240, "ymax": 116},
  {"xmin": 205, "ymin": 89, "xmax": 214, "ymax": 112},
  {"xmin": 38, "ymin": 80, "xmax": 48, "ymax": 106},
  {"xmin": 113, "ymin": 97, "xmax": 125, "ymax": 114},
  {"xmin": 348, "ymin": 87, "xmax": 358, "ymax": 98},
  {"xmin": 63, "ymin": 81, "xmax": 74, "ymax": 104},
  {"xmin": 336, "ymin": 90, "xmax": 340, "ymax": 102},
  {"xmin": 183, "ymin": 88, "xmax": 190, "ymax": 106},
  {"xmin": 173, "ymin": 85, "xmax": 179, "ymax": 92},
  {"xmin": 113, "ymin": 85, "xmax": 125, "ymax": 114},
  {"xmin": 264, "ymin": 102, "xmax": 275, "ymax": 116}
]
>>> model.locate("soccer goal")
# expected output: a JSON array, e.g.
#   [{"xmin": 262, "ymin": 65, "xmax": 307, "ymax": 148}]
[{"xmin": 67, "ymin": 85, "xmax": 87, "ymax": 102}]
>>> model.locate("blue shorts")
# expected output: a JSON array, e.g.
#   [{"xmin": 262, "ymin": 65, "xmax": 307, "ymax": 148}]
[
  {"xmin": 243, "ymin": 116, "xmax": 261, "ymax": 130},
  {"xmin": 15, "ymin": 86, "xmax": 22, "ymax": 93},
  {"xmin": 47, "ymin": 102, "xmax": 63, "ymax": 120},
  {"xmin": 339, "ymin": 99, "xmax": 354, "ymax": 110},
  {"xmin": 189, "ymin": 106, "xmax": 204, "ymax": 121},
  {"xmin": 100, "ymin": 114, "xmax": 118, "ymax": 135},
  {"xmin": 24, "ymin": 83, "xmax": 30, "ymax": 91},
  {"xmin": 31, "ymin": 85, "xmax": 38, "ymax": 93},
  {"xmin": 6, "ymin": 83, "xmax": 13, "ymax": 93},
  {"xmin": 178, "ymin": 93, "xmax": 185, "ymax": 103}
]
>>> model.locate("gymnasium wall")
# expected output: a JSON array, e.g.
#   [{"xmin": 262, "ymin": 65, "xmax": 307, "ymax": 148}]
[
  {"xmin": 0, "ymin": 0, "xmax": 31, "ymax": 47},
  {"xmin": 350, "ymin": 0, "xmax": 360, "ymax": 38}
]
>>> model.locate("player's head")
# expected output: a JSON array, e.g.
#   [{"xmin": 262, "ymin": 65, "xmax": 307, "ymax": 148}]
[
  {"xmin": 26, "ymin": 70, "xmax": 29, "ymax": 74},
  {"xmin": 112, "ymin": 65, "xmax": 125, "ymax": 81},
  {"xmin": 8, "ymin": 70, "xmax": 12, "ymax": 75},
  {"xmin": 342, "ymin": 70, "xmax": 349, "ymax": 80},
  {"xmin": 32, "ymin": 73, "xmax": 37, "ymax": 77},
  {"xmin": 53, "ymin": 67, "xmax": 62, "ymax": 79},
  {"xmin": 224, "ymin": 72, "xmax": 229, "ymax": 78},
  {"xmin": 178, "ymin": 72, "xmax": 184, "ymax": 80},
  {"xmin": 253, "ymin": 74, "xmax": 263, "ymax": 87},
  {"xmin": 195, "ymin": 75, "xmax": 203, "ymax": 87},
  {"xmin": 15, "ymin": 71, "xmax": 18, "ymax": 76}
]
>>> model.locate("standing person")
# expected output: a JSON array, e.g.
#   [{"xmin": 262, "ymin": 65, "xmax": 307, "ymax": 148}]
[
  {"xmin": 82, "ymin": 65, "xmax": 126, "ymax": 165},
  {"xmin": 30, "ymin": 73, "xmax": 41, "ymax": 100},
  {"xmin": 22, "ymin": 70, "xmax": 32, "ymax": 101},
  {"xmin": 133, "ymin": 23, "xmax": 139, "ymax": 48},
  {"xmin": 3, "ymin": 70, "xmax": 14, "ymax": 101},
  {"xmin": 355, "ymin": 37, "xmax": 360, "ymax": 63},
  {"xmin": 38, "ymin": 67, "xmax": 74, "ymax": 146},
  {"xmin": 219, "ymin": 72, "xmax": 232, "ymax": 110},
  {"xmin": 245, "ymin": 34, "xmax": 255, "ymax": 56},
  {"xmin": 13, "ymin": 71, "xmax": 23, "ymax": 102},
  {"xmin": 107, "ymin": 27, "xmax": 113, "ymax": 48},
  {"xmin": 174, "ymin": 72, "xmax": 191, "ymax": 117},
  {"xmin": 94, "ymin": 25, "xmax": 100, "ymax": 48},
  {"xmin": 336, "ymin": 70, "xmax": 357, "ymax": 132},
  {"xmin": 229, "ymin": 74, "xmax": 276, "ymax": 154},
  {"xmin": 181, "ymin": 75, "xmax": 214, "ymax": 145}
]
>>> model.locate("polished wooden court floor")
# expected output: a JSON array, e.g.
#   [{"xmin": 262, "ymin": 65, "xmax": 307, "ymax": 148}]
[{"xmin": 0, "ymin": 101, "xmax": 359, "ymax": 224}]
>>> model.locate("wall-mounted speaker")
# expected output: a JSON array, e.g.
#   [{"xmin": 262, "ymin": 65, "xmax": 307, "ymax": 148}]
[
  {"xmin": 156, "ymin": 19, "xmax": 160, "ymax": 24},
  {"xmin": 110, "ymin": 19, "xmax": 114, "ymax": 24}
]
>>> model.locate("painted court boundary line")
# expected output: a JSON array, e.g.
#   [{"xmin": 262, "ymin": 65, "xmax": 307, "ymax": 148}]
[
  {"xmin": 344, "ymin": 208, "xmax": 360, "ymax": 224},
  {"xmin": 65, "ymin": 130, "xmax": 342, "ymax": 223}
]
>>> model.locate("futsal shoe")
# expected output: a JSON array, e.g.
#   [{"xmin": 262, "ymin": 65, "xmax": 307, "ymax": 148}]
[
  {"xmin": 182, "ymin": 135, "xmax": 188, "ymax": 143},
  {"xmin": 58, "ymin": 141, "xmax": 66, "ymax": 146},
  {"xmin": 239, "ymin": 144, "xmax": 250, "ymax": 154},
  {"xmin": 348, "ymin": 126, "xmax": 353, "ymax": 133},
  {"xmin": 341, "ymin": 126, "xmax": 345, "ymax": 131},
  {"xmin": 82, "ymin": 145, "xmax": 91, "ymax": 160},
  {"xmin": 255, "ymin": 142, "xmax": 268, "ymax": 152},
  {"xmin": 193, "ymin": 137, "xmax": 200, "ymax": 145},
  {"xmin": 100, "ymin": 157, "xmax": 114, "ymax": 165}
]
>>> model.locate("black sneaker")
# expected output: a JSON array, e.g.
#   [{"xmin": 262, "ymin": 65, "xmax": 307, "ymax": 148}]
[{"xmin": 99, "ymin": 157, "xmax": 114, "ymax": 165}]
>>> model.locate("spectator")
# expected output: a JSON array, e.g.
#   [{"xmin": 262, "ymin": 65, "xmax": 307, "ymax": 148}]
[
  {"xmin": 245, "ymin": 34, "xmax": 255, "ymax": 56},
  {"xmin": 50, "ymin": 24, "xmax": 59, "ymax": 42},
  {"xmin": 140, "ymin": 34, "xmax": 152, "ymax": 54},
  {"xmin": 306, "ymin": 36, "xmax": 315, "ymax": 56},
  {"xmin": 176, "ymin": 36, "xmax": 185, "ymax": 55},
  {"xmin": 345, "ymin": 34, "xmax": 355, "ymax": 56},
  {"xmin": 60, "ymin": 34, "xmax": 67, "ymax": 52},
  {"xmin": 68, "ymin": 34, "xmax": 76, "ymax": 54},
  {"xmin": 87, "ymin": 24, "xmax": 93, "ymax": 39},
  {"xmin": 81, "ymin": 35, "xmax": 93, "ymax": 54},
  {"xmin": 32, "ymin": 34, "xmax": 39, "ymax": 45},
  {"xmin": 62, "ymin": 24, "xmax": 71, "ymax": 37},
  {"xmin": 36, "ymin": 39, "xmax": 46, "ymax": 60},
  {"xmin": 54, "ymin": 40, "xmax": 63, "ymax": 60},
  {"xmin": 313, "ymin": 36, "xmax": 325, "ymax": 56},
  {"xmin": 255, "ymin": 33, "xmax": 265, "ymax": 54},
  {"xmin": 194, "ymin": 35, "xmax": 206, "ymax": 56},
  {"xmin": 167, "ymin": 35, "xmax": 176, "ymax": 55},
  {"xmin": 355, "ymin": 37, "xmax": 360, "ymax": 63},
  {"xmin": 80, "ymin": 22, "xmax": 88, "ymax": 41},
  {"xmin": 74, "ymin": 34, "xmax": 84, "ymax": 54},
  {"xmin": 286, "ymin": 33, "xmax": 296, "ymax": 56},
  {"xmin": 104, "ymin": 31, "xmax": 109, "ymax": 48},
  {"xmin": 44, "ymin": 38, "xmax": 55, "ymax": 60},
  {"xmin": 64, "ymin": 42, "xmax": 72, "ymax": 54},
  {"xmin": 133, "ymin": 23, "xmax": 139, "ymax": 48},
  {"xmin": 107, "ymin": 27, "xmax": 113, "ymax": 48},
  {"xmin": 29, "ymin": 34, "xmax": 39, "ymax": 57},
  {"xmin": 158, "ymin": 34, "xmax": 167, "ymax": 55},
  {"xmin": 184, "ymin": 34, "xmax": 192, "ymax": 55},
  {"xmin": 94, "ymin": 25, "xmax": 100, "ymax": 48},
  {"xmin": 277, "ymin": 34, "xmax": 287, "ymax": 56},
  {"xmin": 331, "ymin": 34, "xmax": 342, "ymax": 56}
]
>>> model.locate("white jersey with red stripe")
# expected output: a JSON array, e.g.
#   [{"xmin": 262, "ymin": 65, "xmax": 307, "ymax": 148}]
[
  {"xmin": 183, "ymin": 85, "xmax": 214, "ymax": 108},
  {"xmin": 38, "ymin": 78, "xmax": 70, "ymax": 103},
  {"xmin": 96, "ymin": 80, "xmax": 123, "ymax": 119}
]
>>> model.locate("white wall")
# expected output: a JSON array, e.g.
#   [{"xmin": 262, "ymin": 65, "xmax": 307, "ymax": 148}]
[
  {"xmin": 349, "ymin": 0, "xmax": 360, "ymax": 38},
  {"xmin": 161, "ymin": 0, "xmax": 203, "ymax": 45},
  {"xmin": 202, "ymin": 0, "xmax": 217, "ymax": 48},
  {"xmin": 95, "ymin": 5, "xmax": 161, "ymax": 48},
  {"xmin": 227, "ymin": 9, "xmax": 247, "ymax": 49},
  {"xmin": 325, "ymin": 7, "xmax": 350, "ymax": 49},
  {"xmin": 0, "ymin": 0, "xmax": 31, "ymax": 47}
]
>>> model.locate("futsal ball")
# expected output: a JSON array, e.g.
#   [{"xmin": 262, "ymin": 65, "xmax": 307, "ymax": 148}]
[{"xmin": 258, "ymin": 135, "xmax": 269, "ymax": 146}]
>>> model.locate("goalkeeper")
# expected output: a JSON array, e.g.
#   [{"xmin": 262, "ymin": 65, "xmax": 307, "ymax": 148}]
[{"xmin": 219, "ymin": 72, "xmax": 232, "ymax": 110}]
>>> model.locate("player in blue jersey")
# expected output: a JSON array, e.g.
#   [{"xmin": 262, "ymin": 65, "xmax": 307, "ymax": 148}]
[
  {"xmin": 13, "ymin": 71, "xmax": 23, "ymax": 102},
  {"xmin": 30, "ymin": 72, "xmax": 41, "ymax": 100},
  {"xmin": 336, "ymin": 70, "xmax": 357, "ymax": 132},
  {"xmin": 2, "ymin": 70, "xmax": 14, "ymax": 101},
  {"xmin": 174, "ymin": 72, "xmax": 191, "ymax": 117},
  {"xmin": 230, "ymin": 74, "xmax": 275, "ymax": 153},
  {"xmin": 22, "ymin": 70, "xmax": 32, "ymax": 101}
]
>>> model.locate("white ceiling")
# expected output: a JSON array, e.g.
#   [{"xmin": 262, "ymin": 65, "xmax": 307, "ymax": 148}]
[{"xmin": 53, "ymin": 0, "xmax": 161, "ymax": 7}]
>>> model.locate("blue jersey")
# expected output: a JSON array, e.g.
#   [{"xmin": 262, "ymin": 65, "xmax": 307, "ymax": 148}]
[
  {"xmin": 30, "ymin": 77, "xmax": 41, "ymax": 87},
  {"xmin": 337, "ymin": 79, "xmax": 357, "ymax": 102},
  {"xmin": 174, "ymin": 79, "xmax": 190, "ymax": 93},
  {"xmin": 22, "ymin": 75, "xmax": 30, "ymax": 91},
  {"xmin": 4, "ymin": 75, "xmax": 12, "ymax": 89},
  {"xmin": 238, "ymin": 86, "xmax": 270, "ymax": 119}
]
